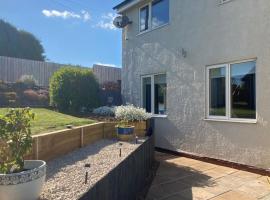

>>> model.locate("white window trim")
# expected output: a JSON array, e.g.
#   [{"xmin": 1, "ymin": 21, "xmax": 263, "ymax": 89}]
[
  {"xmin": 141, "ymin": 73, "xmax": 167, "ymax": 116},
  {"xmin": 205, "ymin": 59, "xmax": 257, "ymax": 123},
  {"xmin": 138, "ymin": 0, "xmax": 170, "ymax": 34},
  {"xmin": 139, "ymin": 3, "xmax": 151, "ymax": 33}
]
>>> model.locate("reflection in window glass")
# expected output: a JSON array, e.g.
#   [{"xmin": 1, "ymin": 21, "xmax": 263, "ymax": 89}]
[
  {"xmin": 231, "ymin": 61, "xmax": 256, "ymax": 119},
  {"xmin": 140, "ymin": 5, "xmax": 149, "ymax": 32},
  {"xmin": 142, "ymin": 77, "xmax": 151, "ymax": 113},
  {"xmin": 151, "ymin": 0, "xmax": 169, "ymax": 29},
  {"xmin": 154, "ymin": 74, "xmax": 167, "ymax": 114},
  {"xmin": 209, "ymin": 67, "xmax": 226, "ymax": 116}
]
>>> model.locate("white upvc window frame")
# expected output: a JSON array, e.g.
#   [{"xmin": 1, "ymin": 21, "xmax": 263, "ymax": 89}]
[
  {"xmin": 206, "ymin": 59, "xmax": 257, "ymax": 123},
  {"xmin": 138, "ymin": 0, "xmax": 170, "ymax": 34},
  {"xmin": 139, "ymin": 3, "xmax": 151, "ymax": 33},
  {"xmin": 141, "ymin": 73, "xmax": 167, "ymax": 116}
]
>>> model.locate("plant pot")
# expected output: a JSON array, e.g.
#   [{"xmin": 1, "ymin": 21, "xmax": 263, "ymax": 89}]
[
  {"xmin": 0, "ymin": 160, "xmax": 46, "ymax": 200},
  {"xmin": 117, "ymin": 126, "xmax": 135, "ymax": 141}
]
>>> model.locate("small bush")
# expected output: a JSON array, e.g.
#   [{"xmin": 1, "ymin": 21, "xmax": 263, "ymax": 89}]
[
  {"xmin": 0, "ymin": 108, "xmax": 35, "ymax": 174},
  {"xmin": 17, "ymin": 75, "xmax": 38, "ymax": 88},
  {"xmin": 23, "ymin": 89, "xmax": 40, "ymax": 102},
  {"xmin": 93, "ymin": 106, "xmax": 115, "ymax": 116},
  {"xmin": 115, "ymin": 104, "xmax": 152, "ymax": 123},
  {"xmin": 101, "ymin": 81, "xmax": 120, "ymax": 91},
  {"xmin": 0, "ymin": 80, "xmax": 8, "ymax": 92},
  {"xmin": 3, "ymin": 92, "xmax": 17, "ymax": 100},
  {"xmin": 22, "ymin": 89, "xmax": 49, "ymax": 106},
  {"xmin": 50, "ymin": 67, "xmax": 100, "ymax": 113}
]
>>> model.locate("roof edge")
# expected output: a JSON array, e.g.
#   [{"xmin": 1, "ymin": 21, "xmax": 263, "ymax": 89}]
[{"xmin": 113, "ymin": 0, "xmax": 141, "ymax": 13}]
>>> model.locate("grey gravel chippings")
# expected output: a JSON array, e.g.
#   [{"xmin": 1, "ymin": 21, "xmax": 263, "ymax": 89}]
[{"xmin": 40, "ymin": 139, "xmax": 141, "ymax": 200}]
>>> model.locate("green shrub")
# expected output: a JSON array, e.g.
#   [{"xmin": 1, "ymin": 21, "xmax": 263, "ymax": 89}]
[
  {"xmin": 50, "ymin": 67, "xmax": 100, "ymax": 113},
  {"xmin": 0, "ymin": 108, "xmax": 35, "ymax": 174},
  {"xmin": 17, "ymin": 75, "xmax": 38, "ymax": 88},
  {"xmin": 0, "ymin": 80, "xmax": 8, "ymax": 92},
  {"xmin": 1, "ymin": 92, "xmax": 18, "ymax": 106}
]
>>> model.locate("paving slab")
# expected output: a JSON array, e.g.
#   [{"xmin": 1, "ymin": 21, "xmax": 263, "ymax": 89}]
[{"xmin": 146, "ymin": 152, "xmax": 270, "ymax": 200}]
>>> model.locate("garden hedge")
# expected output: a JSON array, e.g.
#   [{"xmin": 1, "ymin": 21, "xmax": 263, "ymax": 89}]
[{"xmin": 49, "ymin": 67, "xmax": 100, "ymax": 113}]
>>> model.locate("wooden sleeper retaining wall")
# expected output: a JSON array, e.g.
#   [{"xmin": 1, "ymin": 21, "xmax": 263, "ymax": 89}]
[{"xmin": 26, "ymin": 121, "xmax": 147, "ymax": 161}]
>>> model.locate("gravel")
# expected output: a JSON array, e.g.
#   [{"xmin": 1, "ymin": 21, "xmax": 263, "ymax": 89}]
[{"xmin": 40, "ymin": 139, "xmax": 144, "ymax": 200}]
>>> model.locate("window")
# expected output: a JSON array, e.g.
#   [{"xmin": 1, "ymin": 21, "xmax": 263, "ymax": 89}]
[
  {"xmin": 207, "ymin": 60, "xmax": 256, "ymax": 121},
  {"xmin": 139, "ymin": 0, "xmax": 169, "ymax": 33},
  {"xmin": 151, "ymin": 0, "xmax": 169, "ymax": 29},
  {"xmin": 142, "ymin": 74, "xmax": 167, "ymax": 115},
  {"xmin": 140, "ymin": 5, "xmax": 149, "ymax": 32}
]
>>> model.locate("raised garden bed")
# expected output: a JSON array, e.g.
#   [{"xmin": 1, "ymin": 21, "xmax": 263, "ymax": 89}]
[{"xmin": 40, "ymin": 136, "xmax": 154, "ymax": 200}]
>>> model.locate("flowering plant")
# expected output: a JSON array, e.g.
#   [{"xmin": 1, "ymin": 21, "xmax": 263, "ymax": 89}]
[
  {"xmin": 115, "ymin": 104, "xmax": 151, "ymax": 127},
  {"xmin": 93, "ymin": 106, "xmax": 115, "ymax": 116}
]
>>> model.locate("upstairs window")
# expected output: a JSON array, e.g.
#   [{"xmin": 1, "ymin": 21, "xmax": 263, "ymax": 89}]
[
  {"xmin": 206, "ymin": 60, "xmax": 256, "ymax": 121},
  {"xmin": 151, "ymin": 0, "xmax": 169, "ymax": 29},
  {"xmin": 140, "ymin": 5, "xmax": 149, "ymax": 32},
  {"xmin": 139, "ymin": 0, "xmax": 169, "ymax": 33}
]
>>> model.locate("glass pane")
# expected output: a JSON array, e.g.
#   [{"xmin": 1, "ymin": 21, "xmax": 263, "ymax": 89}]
[
  {"xmin": 231, "ymin": 61, "xmax": 256, "ymax": 119},
  {"xmin": 209, "ymin": 67, "xmax": 226, "ymax": 116},
  {"xmin": 140, "ymin": 5, "xmax": 149, "ymax": 32},
  {"xmin": 142, "ymin": 77, "xmax": 152, "ymax": 113},
  {"xmin": 154, "ymin": 74, "xmax": 166, "ymax": 114},
  {"xmin": 152, "ymin": 0, "xmax": 169, "ymax": 29}
]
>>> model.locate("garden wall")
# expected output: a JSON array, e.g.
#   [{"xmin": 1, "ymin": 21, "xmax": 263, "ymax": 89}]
[
  {"xmin": 26, "ymin": 121, "xmax": 147, "ymax": 161},
  {"xmin": 79, "ymin": 134, "xmax": 155, "ymax": 200}
]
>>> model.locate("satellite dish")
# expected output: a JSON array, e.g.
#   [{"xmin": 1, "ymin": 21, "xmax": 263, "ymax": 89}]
[{"xmin": 113, "ymin": 15, "xmax": 132, "ymax": 28}]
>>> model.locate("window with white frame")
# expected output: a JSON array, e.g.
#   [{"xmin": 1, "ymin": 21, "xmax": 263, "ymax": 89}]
[
  {"xmin": 139, "ymin": 0, "xmax": 169, "ymax": 33},
  {"xmin": 206, "ymin": 60, "xmax": 256, "ymax": 121},
  {"xmin": 142, "ymin": 74, "xmax": 167, "ymax": 115}
]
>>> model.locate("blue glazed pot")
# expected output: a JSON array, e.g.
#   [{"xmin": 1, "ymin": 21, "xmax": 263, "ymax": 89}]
[{"xmin": 117, "ymin": 126, "xmax": 135, "ymax": 135}]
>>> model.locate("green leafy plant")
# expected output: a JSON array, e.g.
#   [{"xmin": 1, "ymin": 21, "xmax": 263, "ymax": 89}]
[
  {"xmin": 115, "ymin": 104, "xmax": 151, "ymax": 127},
  {"xmin": 0, "ymin": 108, "xmax": 35, "ymax": 174},
  {"xmin": 50, "ymin": 67, "xmax": 100, "ymax": 113},
  {"xmin": 18, "ymin": 75, "xmax": 38, "ymax": 88}
]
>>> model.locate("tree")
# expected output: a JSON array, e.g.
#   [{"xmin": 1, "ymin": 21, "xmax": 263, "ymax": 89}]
[
  {"xmin": 50, "ymin": 67, "xmax": 100, "ymax": 113},
  {"xmin": 0, "ymin": 19, "xmax": 46, "ymax": 61}
]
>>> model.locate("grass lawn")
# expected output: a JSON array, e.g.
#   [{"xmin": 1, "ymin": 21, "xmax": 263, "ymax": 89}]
[{"xmin": 0, "ymin": 108, "xmax": 96, "ymax": 135}]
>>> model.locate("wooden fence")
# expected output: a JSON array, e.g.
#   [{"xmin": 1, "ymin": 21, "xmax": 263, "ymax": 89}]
[
  {"xmin": 93, "ymin": 64, "xmax": 121, "ymax": 85},
  {"xmin": 0, "ymin": 56, "xmax": 121, "ymax": 86},
  {"xmin": 26, "ymin": 121, "xmax": 147, "ymax": 161},
  {"xmin": 0, "ymin": 56, "xmax": 62, "ymax": 86}
]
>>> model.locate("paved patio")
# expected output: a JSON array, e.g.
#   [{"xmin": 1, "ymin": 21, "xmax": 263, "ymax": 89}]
[{"xmin": 146, "ymin": 152, "xmax": 270, "ymax": 200}]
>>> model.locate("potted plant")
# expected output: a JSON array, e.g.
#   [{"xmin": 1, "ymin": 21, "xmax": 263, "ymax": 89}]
[
  {"xmin": 115, "ymin": 105, "xmax": 151, "ymax": 141},
  {"xmin": 0, "ymin": 108, "xmax": 46, "ymax": 200}
]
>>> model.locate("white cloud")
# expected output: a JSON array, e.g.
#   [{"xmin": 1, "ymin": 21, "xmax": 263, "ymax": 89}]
[
  {"xmin": 96, "ymin": 13, "xmax": 118, "ymax": 30},
  {"xmin": 81, "ymin": 10, "xmax": 91, "ymax": 21},
  {"xmin": 42, "ymin": 9, "xmax": 91, "ymax": 21}
]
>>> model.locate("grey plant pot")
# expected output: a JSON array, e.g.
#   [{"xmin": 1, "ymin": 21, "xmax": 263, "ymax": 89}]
[{"xmin": 0, "ymin": 160, "xmax": 46, "ymax": 200}]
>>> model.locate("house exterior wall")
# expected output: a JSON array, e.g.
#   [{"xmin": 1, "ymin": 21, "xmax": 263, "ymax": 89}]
[{"xmin": 121, "ymin": 0, "xmax": 270, "ymax": 168}]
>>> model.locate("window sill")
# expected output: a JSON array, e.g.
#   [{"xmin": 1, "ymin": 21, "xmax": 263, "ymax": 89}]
[
  {"xmin": 204, "ymin": 118, "xmax": 257, "ymax": 124},
  {"xmin": 137, "ymin": 23, "xmax": 169, "ymax": 36},
  {"xmin": 152, "ymin": 114, "xmax": 168, "ymax": 118}
]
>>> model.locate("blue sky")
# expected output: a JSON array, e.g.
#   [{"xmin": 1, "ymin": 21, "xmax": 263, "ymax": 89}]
[{"xmin": 0, "ymin": 0, "xmax": 122, "ymax": 67}]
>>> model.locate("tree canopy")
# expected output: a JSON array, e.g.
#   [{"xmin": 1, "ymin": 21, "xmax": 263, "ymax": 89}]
[{"xmin": 0, "ymin": 19, "xmax": 46, "ymax": 61}]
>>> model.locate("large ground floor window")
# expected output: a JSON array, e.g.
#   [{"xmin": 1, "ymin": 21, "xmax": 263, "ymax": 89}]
[
  {"xmin": 206, "ymin": 60, "xmax": 256, "ymax": 121},
  {"xmin": 141, "ymin": 74, "xmax": 167, "ymax": 115}
]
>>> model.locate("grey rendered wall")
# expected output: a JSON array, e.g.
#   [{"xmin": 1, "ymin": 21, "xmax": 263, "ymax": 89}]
[{"xmin": 121, "ymin": 0, "xmax": 270, "ymax": 168}]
